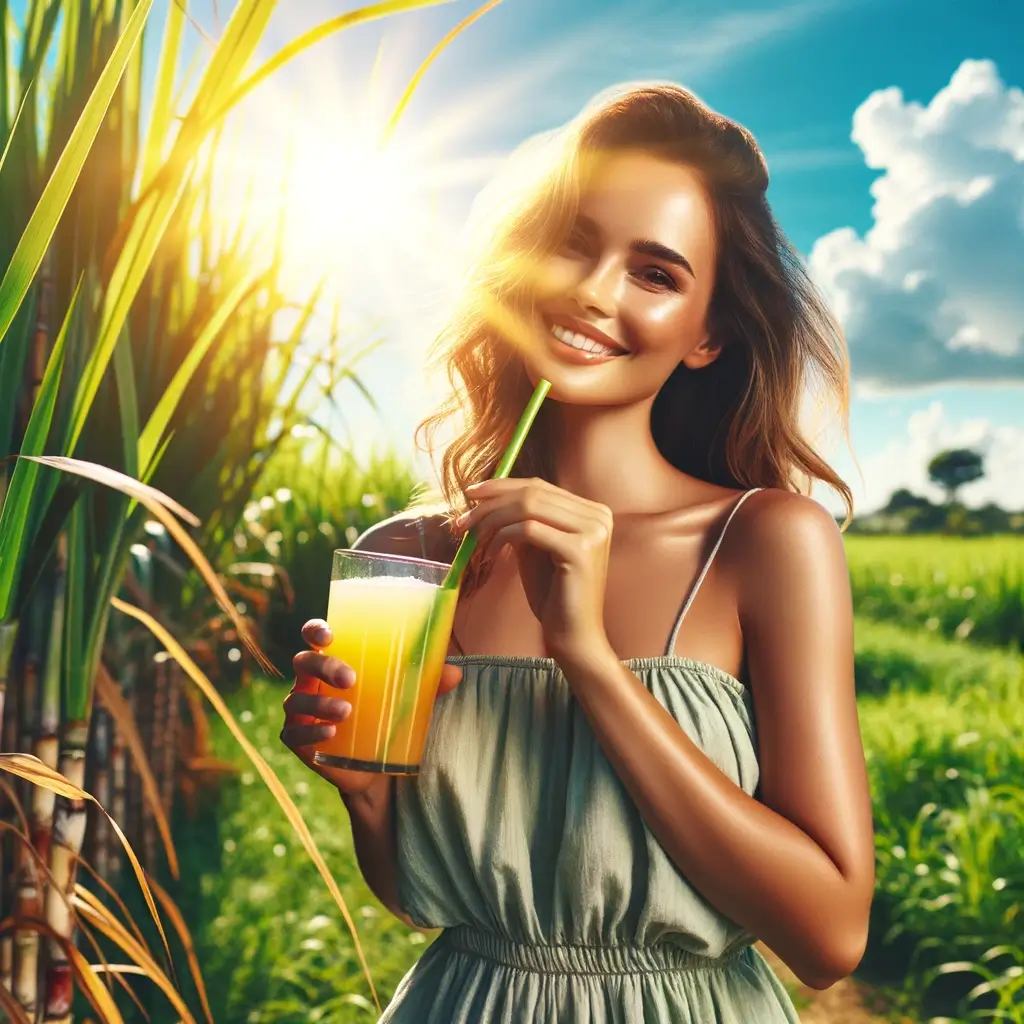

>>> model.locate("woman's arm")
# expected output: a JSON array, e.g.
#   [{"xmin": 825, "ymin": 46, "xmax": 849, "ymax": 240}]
[
  {"xmin": 341, "ymin": 781, "xmax": 432, "ymax": 932},
  {"xmin": 556, "ymin": 491, "xmax": 875, "ymax": 990}
]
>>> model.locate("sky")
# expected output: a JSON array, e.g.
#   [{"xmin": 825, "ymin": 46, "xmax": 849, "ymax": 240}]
[{"xmin": 14, "ymin": 0, "xmax": 1024, "ymax": 516}]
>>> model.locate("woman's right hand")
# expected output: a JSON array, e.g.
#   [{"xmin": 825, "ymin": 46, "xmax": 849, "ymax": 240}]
[{"xmin": 280, "ymin": 618, "xmax": 464, "ymax": 796}]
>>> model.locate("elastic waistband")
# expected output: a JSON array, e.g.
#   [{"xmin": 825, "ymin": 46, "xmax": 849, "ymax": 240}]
[{"xmin": 442, "ymin": 926, "xmax": 752, "ymax": 977}]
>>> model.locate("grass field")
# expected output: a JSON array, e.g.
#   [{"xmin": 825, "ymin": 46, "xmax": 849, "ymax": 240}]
[{"xmin": 846, "ymin": 535, "xmax": 1024, "ymax": 651}]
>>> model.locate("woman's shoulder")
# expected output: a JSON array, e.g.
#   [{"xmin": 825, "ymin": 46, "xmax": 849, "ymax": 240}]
[
  {"xmin": 724, "ymin": 487, "xmax": 850, "ymax": 617},
  {"xmin": 353, "ymin": 509, "xmax": 457, "ymax": 562},
  {"xmin": 730, "ymin": 487, "xmax": 843, "ymax": 547}
]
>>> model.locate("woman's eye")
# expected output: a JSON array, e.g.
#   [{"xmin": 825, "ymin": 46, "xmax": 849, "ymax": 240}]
[
  {"xmin": 561, "ymin": 230, "xmax": 588, "ymax": 254},
  {"xmin": 636, "ymin": 266, "xmax": 677, "ymax": 289}
]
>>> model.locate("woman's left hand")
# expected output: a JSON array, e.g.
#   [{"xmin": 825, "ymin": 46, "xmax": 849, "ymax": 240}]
[{"xmin": 455, "ymin": 477, "xmax": 614, "ymax": 663}]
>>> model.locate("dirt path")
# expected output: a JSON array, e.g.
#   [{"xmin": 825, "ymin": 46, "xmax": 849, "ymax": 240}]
[{"xmin": 756, "ymin": 943, "xmax": 898, "ymax": 1024}]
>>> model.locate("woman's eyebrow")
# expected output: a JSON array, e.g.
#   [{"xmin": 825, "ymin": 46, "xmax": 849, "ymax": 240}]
[
  {"xmin": 573, "ymin": 215, "xmax": 695, "ymax": 280},
  {"xmin": 631, "ymin": 237, "xmax": 696, "ymax": 280}
]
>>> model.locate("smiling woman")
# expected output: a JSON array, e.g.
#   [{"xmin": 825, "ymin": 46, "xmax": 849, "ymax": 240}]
[{"xmin": 282, "ymin": 80, "xmax": 873, "ymax": 1024}]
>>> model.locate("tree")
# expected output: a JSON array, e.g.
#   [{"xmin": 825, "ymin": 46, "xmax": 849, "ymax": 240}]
[{"xmin": 927, "ymin": 448, "xmax": 985, "ymax": 505}]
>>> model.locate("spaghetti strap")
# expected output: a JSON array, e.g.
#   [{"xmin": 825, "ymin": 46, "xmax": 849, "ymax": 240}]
[{"xmin": 663, "ymin": 488, "xmax": 763, "ymax": 658}]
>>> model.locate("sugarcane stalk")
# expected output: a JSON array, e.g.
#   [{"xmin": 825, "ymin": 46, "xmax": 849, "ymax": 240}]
[
  {"xmin": 147, "ymin": 653, "xmax": 168, "ymax": 869},
  {"xmin": 10, "ymin": 542, "xmax": 65, "ymax": 1021},
  {"xmin": 161, "ymin": 662, "xmax": 181, "ymax": 822},
  {"xmin": 0, "ymin": 619, "xmax": 20, "ymax": 999},
  {"xmin": 0, "ymin": 622, "xmax": 19, "ymax": 762},
  {"xmin": 107, "ymin": 662, "xmax": 133, "ymax": 882},
  {"xmin": 41, "ymin": 719, "xmax": 88, "ymax": 1024},
  {"xmin": 88, "ymin": 707, "xmax": 112, "ymax": 882}
]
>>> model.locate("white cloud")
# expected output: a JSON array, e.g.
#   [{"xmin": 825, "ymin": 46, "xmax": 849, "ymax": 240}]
[
  {"xmin": 809, "ymin": 59, "xmax": 1024, "ymax": 388},
  {"xmin": 815, "ymin": 400, "xmax": 1024, "ymax": 516}
]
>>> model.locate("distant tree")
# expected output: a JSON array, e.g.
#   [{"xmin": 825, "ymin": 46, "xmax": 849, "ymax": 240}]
[
  {"xmin": 927, "ymin": 448, "xmax": 985, "ymax": 505},
  {"xmin": 884, "ymin": 487, "xmax": 931, "ymax": 512}
]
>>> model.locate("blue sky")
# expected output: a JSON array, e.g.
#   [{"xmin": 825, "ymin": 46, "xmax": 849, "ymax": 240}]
[{"xmin": 14, "ymin": 0, "xmax": 1024, "ymax": 514}]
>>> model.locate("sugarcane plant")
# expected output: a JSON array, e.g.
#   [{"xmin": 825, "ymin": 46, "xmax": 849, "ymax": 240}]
[{"xmin": 0, "ymin": 0, "xmax": 505, "ymax": 1020}]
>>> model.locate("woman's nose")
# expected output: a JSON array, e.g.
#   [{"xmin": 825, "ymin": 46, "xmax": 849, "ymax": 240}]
[{"xmin": 570, "ymin": 259, "xmax": 618, "ymax": 317}]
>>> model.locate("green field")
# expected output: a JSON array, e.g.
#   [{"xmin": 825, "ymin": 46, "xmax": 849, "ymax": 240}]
[
  {"xmin": 846, "ymin": 535, "xmax": 1024, "ymax": 650},
  {"xmin": 111, "ymin": 536, "xmax": 1024, "ymax": 1024}
]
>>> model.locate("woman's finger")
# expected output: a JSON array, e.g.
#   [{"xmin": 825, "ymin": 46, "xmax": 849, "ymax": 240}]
[
  {"xmin": 464, "ymin": 491, "xmax": 600, "ymax": 549},
  {"xmin": 437, "ymin": 663, "xmax": 463, "ymax": 696},
  {"xmin": 301, "ymin": 619, "xmax": 332, "ymax": 649},
  {"xmin": 283, "ymin": 690, "xmax": 352, "ymax": 722},
  {"xmin": 292, "ymin": 649, "xmax": 356, "ymax": 689},
  {"xmin": 280, "ymin": 721, "xmax": 336, "ymax": 752}
]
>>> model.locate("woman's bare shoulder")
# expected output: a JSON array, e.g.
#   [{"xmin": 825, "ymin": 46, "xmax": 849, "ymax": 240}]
[{"xmin": 352, "ymin": 509, "xmax": 456, "ymax": 561}]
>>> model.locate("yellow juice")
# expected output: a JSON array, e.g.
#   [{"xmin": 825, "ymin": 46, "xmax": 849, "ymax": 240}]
[{"xmin": 311, "ymin": 575, "xmax": 458, "ymax": 774}]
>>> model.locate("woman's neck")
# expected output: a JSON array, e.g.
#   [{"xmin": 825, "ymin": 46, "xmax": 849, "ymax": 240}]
[{"xmin": 550, "ymin": 400, "xmax": 697, "ymax": 515}]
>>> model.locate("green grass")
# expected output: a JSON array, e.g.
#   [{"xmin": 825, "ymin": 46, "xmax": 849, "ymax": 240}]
[
  {"xmin": 846, "ymin": 535, "xmax": 1024, "ymax": 651},
  {"xmin": 854, "ymin": 617, "xmax": 1024, "ymax": 1022}
]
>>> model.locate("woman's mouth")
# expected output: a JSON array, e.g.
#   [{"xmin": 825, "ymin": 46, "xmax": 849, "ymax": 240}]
[{"xmin": 547, "ymin": 323, "xmax": 628, "ymax": 364}]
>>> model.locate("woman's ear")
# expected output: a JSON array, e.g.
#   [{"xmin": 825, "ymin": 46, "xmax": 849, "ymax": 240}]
[{"xmin": 680, "ymin": 330, "xmax": 724, "ymax": 370}]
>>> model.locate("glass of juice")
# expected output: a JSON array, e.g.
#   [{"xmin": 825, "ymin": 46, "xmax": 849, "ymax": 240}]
[{"xmin": 309, "ymin": 548, "xmax": 458, "ymax": 776}]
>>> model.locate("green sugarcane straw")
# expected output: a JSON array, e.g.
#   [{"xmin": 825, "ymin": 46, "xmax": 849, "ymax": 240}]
[
  {"xmin": 442, "ymin": 376, "xmax": 553, "ymax": 592},
  {"xmin": 383, "ymin": 378, "xmax": 552, "ymax": 764}
]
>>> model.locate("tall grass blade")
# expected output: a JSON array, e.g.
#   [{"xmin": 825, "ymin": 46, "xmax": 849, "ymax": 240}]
[
  {"xmin": 0, "ymin": 85, "xmax": 30, "ymax": 177},
  {"xmin": 15, "ymin": 454, "xmax": 275, "ymax": 673},
  {"xmin": 0, "ymin": 277, "xmax": 80, "ymax": 622},
  {"xmin": 0, "ymin": 751, "xmax": 174, "ymax": 1006},
  {"xmin": 200, "ymin": 0, "xmax": 457, "ymax": 134},
  {"xmin": 382, "ymin": 0, "xmax": 503, "ymax": 143},
  {"xmin": 137, "ymin": 271, "xmax": 261, "ymax": 477},
  {"xmin": 0, "ymin": 0, "xmax": 155, "ymax": 347},
  {"xmin": 71, "ymin": 888, "xmax": 198, "ymax": 1024}
]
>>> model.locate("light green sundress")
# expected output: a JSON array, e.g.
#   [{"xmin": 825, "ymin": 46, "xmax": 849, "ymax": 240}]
[{"xmin": 380, "ymin": 488, "xmax": 800, "ymax": 1022}]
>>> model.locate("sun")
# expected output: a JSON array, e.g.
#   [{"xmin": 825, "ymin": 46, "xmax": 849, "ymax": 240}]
[{"xmin": 207, "ymin": 66, "xmax": 476, "ymax": 325}]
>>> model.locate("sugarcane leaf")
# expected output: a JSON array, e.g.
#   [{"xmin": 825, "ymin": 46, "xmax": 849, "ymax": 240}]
[
  {"xmin": 0, "ymin": 81, "xmax": 31, "ymax": 178},
  {"xmin": 197, "ymin": 0, "xmax": 457, "ymax": 138},
  {"xmin": 132, "ymin": 871, "xmax": 216, "ymax": 1024},
  {"xmin": 139, "ymin": 0, "xmax": 185, "ymax": 192},
  {"xmin": 0, "ymin": 0, "xmax": 155, "ymax": 348},
  {"xmin": 112, "ymin": 328, "xmax": 139, "ymax": 479},
  {"xmin": 14, "ymin": 456, "xmax": 199, "ymax": 524},
  {"xmin": 0, "ymin": 276, "xmax": 80, "ymax": 621},
  {"xmin": 70, "ymin": 889, "xmax": 193, "ymax": 1023},
  {"xmin": 0, "ymin": 749, "xmax": 176, "ymax": 1024},
  {"xmin": 381, "ymin": 0, "xmax": 502, "ymax": 144},
  {"xmin": 137, "ymin": 270, "xmax": 261, "ymax": 477}
]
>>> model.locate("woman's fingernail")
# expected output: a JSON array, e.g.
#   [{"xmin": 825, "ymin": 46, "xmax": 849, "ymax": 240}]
[{"xmin": 315, "ymin": 629, "xmax": 330, "ymax": 644}]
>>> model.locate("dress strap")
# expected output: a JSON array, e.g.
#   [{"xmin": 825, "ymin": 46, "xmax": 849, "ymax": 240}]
[{"xmin": 663, "ymin": 488, "xmax": 763, "ymax": 658}]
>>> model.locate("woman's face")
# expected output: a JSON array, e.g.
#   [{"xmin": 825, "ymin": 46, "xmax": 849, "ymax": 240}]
[{"xmin": 521, "ymin": 149, "xmax": 721, "ymax": 404}]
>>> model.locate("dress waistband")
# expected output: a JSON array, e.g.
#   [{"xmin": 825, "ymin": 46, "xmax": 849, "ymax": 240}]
[{"xmin": 442, "ymin": 926, "xmax": 753, "ymax": 977}]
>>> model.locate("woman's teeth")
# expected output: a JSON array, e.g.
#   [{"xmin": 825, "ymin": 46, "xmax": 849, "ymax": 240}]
[{"xmin": 550, "ymin": 324, "xmax": 622, "ymax": 357}]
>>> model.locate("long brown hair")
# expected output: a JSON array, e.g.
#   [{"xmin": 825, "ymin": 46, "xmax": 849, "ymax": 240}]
[{"xmin": 409, "ymin": 82, "xmax": 858, "ymax": 593}]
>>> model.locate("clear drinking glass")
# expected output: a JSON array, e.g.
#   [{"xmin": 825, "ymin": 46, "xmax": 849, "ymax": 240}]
[{"xmin": 307, "ymin": 549, "xmax": 458, "ymax": 775}]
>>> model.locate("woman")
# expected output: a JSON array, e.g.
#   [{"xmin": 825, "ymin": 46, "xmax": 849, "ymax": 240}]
[{"xmin": 280, "ymin": 82, "xmax": 875, "ymax": 1022}]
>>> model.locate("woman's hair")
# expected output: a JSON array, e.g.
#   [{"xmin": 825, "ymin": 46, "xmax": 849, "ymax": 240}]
[{"xmin": 408, "ymin": 81, "xmax": 858, "ymax": 594}]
